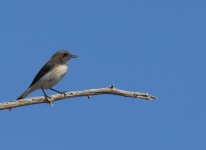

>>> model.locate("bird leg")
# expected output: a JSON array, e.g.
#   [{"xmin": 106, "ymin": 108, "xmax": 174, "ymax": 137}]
[
  {"xmin": 49, "ymin": 88, "xmax": 66, "ymax": 97},
  {"xmin": 41, "ymin": 88, "xmax": 53, "ymax": 106}
]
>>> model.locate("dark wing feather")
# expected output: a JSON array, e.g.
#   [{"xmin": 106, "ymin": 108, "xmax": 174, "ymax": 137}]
[{"xmin": 29, "ymin": 60, "xmax": 56, "ymax": 88}]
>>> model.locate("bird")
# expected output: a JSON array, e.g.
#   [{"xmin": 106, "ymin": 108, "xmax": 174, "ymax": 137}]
[{"xmin": 16, "ymin": 50, "xmax": 77, "ymax": 104}]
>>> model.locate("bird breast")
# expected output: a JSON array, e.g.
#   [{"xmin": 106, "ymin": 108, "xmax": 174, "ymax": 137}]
[
  {"xmin": 50, "ymin": 64, "xmax": 68, "ymax": 79},
  {"xmin": 33, "ymin": 64, "xmax": 68, "ymax": 89}
]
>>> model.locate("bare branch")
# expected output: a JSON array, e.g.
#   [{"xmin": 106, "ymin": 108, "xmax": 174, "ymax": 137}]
[{"xmin": 0, "ymin": 86, "xmax": 156, "ymax": 110}]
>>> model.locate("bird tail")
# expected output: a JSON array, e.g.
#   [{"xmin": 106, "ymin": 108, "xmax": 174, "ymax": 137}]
[{"xmin": 17, "ymin": 88, "xmax": 33, "ymax": 100}]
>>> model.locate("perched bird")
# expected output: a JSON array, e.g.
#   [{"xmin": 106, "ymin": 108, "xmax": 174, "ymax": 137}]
[{"xmin": 17, "ymin": 50, "xmax": 77, "ymax": 104}]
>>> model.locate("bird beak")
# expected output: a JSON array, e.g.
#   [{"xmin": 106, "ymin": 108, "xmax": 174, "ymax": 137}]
[{"xmin": 71, "ymin": 55, "xmax": 78, "ymax": 58}]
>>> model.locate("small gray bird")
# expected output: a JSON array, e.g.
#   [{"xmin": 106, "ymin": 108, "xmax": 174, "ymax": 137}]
[{"xmin": 17, "ymin": 50, "xmax": 77, "ymax": 104}]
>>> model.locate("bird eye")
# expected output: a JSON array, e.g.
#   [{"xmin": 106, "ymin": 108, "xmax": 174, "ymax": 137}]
[{"xmin": 63, "ymin": 53, "xmax": 68, "ymax": 57}]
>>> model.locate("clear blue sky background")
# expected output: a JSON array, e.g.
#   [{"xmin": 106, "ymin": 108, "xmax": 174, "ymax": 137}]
[{"xmin": 0, "ymin": 0, "xmax": 205, "ymax": 149}]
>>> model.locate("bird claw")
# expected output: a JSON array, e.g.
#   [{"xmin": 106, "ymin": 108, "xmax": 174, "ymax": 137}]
[
  {"xmin": 44, "ymin": 95, "xmax": 54, "ymax": 106},
  {"xmin": 60, "ymin": 91, "xmax": 67, "ymax": 97}
]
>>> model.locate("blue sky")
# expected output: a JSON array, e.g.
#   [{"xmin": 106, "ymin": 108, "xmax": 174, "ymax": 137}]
[{"xmin": 0, "ymin": 0, "xmax": 205, "ymax": 149}]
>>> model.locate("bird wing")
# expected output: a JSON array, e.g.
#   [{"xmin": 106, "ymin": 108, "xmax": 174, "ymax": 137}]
[{"xmin": 29, "ymin": 60, "xmax": 56, "ymax": 88}]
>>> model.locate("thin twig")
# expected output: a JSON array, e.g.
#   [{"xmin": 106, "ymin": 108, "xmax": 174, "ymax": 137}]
[{"xmin": 0, "ymin": 86, "xmax": 156, "ymax": 110}]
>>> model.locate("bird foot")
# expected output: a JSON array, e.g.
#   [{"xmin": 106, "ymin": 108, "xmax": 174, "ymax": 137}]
[
  {"xmin": 49, "ymin": 88, "xmax": 66, "ymax": 97},
  {"xmin": 44, "ymin": 95, "xmax": 54, "ymax": 106},
  {"xmin": 60, "ymin": 91, "xmax": 67, "ymax": 97}
]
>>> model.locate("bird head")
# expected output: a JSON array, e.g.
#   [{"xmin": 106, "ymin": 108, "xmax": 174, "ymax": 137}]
[{"xmin": 51, "ymin": 50, "xmax": 77, "ymax": 64}]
